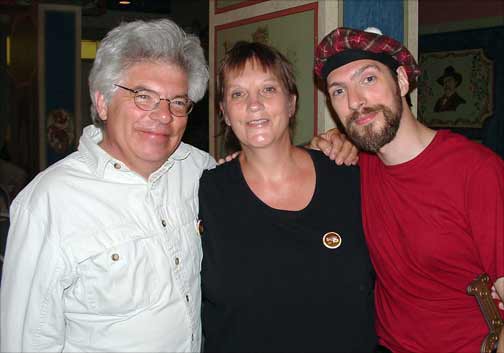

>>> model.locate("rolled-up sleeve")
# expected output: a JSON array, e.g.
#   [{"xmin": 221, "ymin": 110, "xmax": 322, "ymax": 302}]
[{"xmin": 1, "ymin": 200, "xmax": 70, "ymax": 352}]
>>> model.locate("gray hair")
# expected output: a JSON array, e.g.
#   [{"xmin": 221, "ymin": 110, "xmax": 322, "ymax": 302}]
[{"xmin": 89, "ymin": 19, "xmax": 209, "ymax": 128}]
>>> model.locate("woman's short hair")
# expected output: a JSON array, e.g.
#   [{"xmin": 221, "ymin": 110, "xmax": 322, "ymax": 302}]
[
  {"xmin": 89, "ymin": 19, "xmax": 209, "ymax": 128},
  {"xmin": 216, "ymin": 41, "xmax": 299, "ymax": 153}
]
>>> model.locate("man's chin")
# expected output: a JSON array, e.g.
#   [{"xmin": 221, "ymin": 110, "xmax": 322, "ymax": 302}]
[{"xmin": 348, "ymin": 129, "xmax": 395, "ymax": 153}]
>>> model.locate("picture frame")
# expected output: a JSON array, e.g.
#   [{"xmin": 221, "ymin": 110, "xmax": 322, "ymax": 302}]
[
  {"xmin": 215, "ymin": 0, "xmax": 270, "ymax": 14},
  {"xmin": 38, "ymin": 4, "xmax": 81, "ymax": 169},
  {"xmin": 213, "ymin": 2, "xmax": 318, "ymax": 157},
  {"xmin": 418, "ymin": 27, "xmax": 504, "ymax": 153},
  {"xmin": 418, "ymin": 48, "xmax": 493, "ymax": 128}
]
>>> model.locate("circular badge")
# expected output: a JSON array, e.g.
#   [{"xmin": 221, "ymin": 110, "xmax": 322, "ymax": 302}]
[{"xmin": 322, "ymin": 232, "xmax": 342, "ymax": 249}]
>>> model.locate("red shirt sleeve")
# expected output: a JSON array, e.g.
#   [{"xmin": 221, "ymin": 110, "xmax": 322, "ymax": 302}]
[{"xmin": 467, "ymin": 153, "xmax": 504, "ymax": 282}]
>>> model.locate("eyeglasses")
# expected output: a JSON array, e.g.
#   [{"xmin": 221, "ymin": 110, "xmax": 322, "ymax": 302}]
[{"xmin": 114, "ymin": 84, "xmax": 194, "ymax": 117}]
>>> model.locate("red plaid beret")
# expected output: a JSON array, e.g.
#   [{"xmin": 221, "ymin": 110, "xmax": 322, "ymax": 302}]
[{"xmin": 314, "ymin": 27, "xmax": 421, "ymax": 91}]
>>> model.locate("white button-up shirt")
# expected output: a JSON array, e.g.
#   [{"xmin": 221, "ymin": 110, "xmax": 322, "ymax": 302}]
[{"xmin": 1, "ymin": 125, "xmax": 215, "ymax": 352}]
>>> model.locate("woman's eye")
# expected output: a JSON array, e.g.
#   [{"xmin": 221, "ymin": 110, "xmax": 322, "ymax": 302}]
[
  {"xmin": 262, "ymin": 86, "xmax": 276, "ymax": 94},
  {"xmin": 230, "ymin": 91, "xmax": 244, "ymax": 99}
]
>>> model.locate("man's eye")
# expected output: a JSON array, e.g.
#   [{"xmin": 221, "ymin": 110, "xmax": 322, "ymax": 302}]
[
  {"xmin": 136, "ymin": 93, "xmax": 154, "ymax": 101},
  {"xmin": 331, "ymin": 88, "xmax": 344, "ymax": 97},
  {"xmin": 171, "ymin": 99, "xmax": 188, "ymax": 107},
  {"xmin": 363, "ymin": 75, "xmax": 376, "ymax": 84}
]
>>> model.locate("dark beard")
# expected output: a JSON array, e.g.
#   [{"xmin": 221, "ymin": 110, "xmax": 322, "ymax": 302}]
[{"xmin": 344, "ymin": 94, "xmax": 403, "ymax": 153}]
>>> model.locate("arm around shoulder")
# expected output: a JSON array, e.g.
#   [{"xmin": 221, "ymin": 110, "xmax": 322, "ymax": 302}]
[{"xmin": 307, "ymin": 128, "xmax": 359, "ymax": 165}]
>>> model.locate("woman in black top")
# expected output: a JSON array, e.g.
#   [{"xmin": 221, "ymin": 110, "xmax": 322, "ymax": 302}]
[{"xmin": 199, "ymin": 41, "xmax": 376, "ymax": 352}]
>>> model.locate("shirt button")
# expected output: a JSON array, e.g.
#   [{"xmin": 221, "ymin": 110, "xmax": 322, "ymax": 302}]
[
  {"xmin": 175, "ymin": 257, "xmax": 180, "ymax": 265},
  {"xmin": 111, "ymin": 253, "xmax": 120, "ymax": 261},
  {"xmin": 161, "ymin": 219, "xmax": 167, "ymax": 227},
  {"xmin": 113, "ymin": 162, "xmax": 121, "ymax": 169}
]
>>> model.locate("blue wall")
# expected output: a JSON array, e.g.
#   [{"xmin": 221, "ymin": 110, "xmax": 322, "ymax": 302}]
[{"xmin": 343, "ymin": 0, "xmax": 404, "ymax": 42}]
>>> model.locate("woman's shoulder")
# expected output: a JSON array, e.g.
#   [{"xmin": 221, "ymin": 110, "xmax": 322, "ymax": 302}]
[
  {"xmin": 305, "ymin": 148, "xmax": 360, "ymax": 179},
  {"xmin": 199, "ymin": 158, "xmax": 240, "ymax": 192}
]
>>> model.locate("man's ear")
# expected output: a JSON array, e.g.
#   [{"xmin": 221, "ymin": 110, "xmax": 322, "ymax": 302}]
[
  {"xmin": 396, "ymin": 66, "xmax": 410, "ymax": 97},
  {"xmin": 95, "ymin": 91, "xmax": 108, "ymax": 121}
]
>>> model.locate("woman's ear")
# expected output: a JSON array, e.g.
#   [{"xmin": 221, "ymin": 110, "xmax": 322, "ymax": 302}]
[
  {"xmin": 220, "ymin": 103, "xmax": 231, "ymax": 126},
  {"xmin": 396, "ymin": 66, "xmax": 410, "ymax": 97},
  {"xmin": 288, "ymin": 95, "xmax": 297, "ymax": 117},
  {"xmin": 95, "ymin": 91, "xmax": 108, "ymax": 121}
]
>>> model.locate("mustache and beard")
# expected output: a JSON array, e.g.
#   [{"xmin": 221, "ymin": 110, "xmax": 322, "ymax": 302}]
[{"xmin": 343, "ymin": 87, "xmax": 403, "ymax": 153}]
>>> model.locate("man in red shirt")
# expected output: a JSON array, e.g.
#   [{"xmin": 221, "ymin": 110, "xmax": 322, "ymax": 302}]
[{"xmin": 312, "ymin": 27, "xmax": 504, "ymax": 352}]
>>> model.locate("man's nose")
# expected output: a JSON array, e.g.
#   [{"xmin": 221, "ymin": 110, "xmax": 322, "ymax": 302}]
[
  {"xmin": 149, "ymin": 100, "xmax": 173, "ymax": 123},
  {"xmin": 347, "ymin": 88, "xmax": 365, "ymax": 111}
]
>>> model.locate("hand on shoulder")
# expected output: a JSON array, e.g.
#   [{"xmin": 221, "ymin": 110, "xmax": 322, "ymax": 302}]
[
  {"xmin": 307, "ymin": 128, "xmax": 359, "ymax": 166},
  {"xmin": 217, "ymin": 151, "xmax": 240, "ymax": 165}
]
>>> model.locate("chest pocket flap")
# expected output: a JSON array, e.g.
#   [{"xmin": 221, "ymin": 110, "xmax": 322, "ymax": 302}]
[{"xmin": 63, "ymin": 225, "xmax": 161, "ymax": 316}]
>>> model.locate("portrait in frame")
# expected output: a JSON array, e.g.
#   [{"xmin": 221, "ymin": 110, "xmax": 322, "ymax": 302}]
[
  {"xmin": 418, "ymin": 48, "xmax": 493, "ymax": 128},
  {"xmin": 214, "ymin": 2, "xmax": 318, "ymax": 158}
]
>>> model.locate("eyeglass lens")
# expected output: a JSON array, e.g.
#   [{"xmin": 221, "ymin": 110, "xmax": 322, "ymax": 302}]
[{"xmin": 134, "ymin": 90, "xmax": 193, "ymax": 116}]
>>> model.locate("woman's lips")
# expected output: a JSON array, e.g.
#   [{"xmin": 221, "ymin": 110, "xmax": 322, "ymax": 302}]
[{"xmin": 247, "ymin": 118, "xmax": 269, "ymax": 127}]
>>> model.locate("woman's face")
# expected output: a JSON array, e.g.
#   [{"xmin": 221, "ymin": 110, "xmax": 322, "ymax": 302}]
[{"xmin": 220, "ymin": 60, "xmax": 296, "ymax": 150}]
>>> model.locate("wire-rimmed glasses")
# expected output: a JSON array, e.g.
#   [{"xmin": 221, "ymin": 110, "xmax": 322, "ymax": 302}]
[{"xmin": 114, "ymin": 84, "xmax": 194, "ymax": 117}]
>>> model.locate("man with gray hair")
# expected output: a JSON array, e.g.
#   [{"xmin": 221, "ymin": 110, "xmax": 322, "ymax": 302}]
[{"xmin": 1, "ymin": 19, "xmax": 214, "ymax": 352}]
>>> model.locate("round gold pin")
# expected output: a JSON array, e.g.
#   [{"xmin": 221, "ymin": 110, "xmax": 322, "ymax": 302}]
[{"xmin": 322, "ymin": 232, "xmax": 342, "ymax": 249}]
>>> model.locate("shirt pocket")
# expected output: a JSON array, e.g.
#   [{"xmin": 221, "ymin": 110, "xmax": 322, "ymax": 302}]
[{"xmin": 70, "ymin": 228, "xmax": 161, "ymax": 316}]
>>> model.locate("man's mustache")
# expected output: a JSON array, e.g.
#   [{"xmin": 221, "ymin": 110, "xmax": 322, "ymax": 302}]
[{"xmin": 348, "ymin": 105, "xmax": 386, "ymax": 124}]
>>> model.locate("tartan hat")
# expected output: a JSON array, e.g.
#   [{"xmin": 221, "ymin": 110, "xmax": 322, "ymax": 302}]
[{"xmin": 314, "ymin": 27, "xmax": 421, "ymax": 91}]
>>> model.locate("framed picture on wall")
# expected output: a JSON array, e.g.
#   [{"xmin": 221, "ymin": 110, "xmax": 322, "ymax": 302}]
[
  {"xmin": 214, "ymin": 2, "xmax": 318, "ymax": 158},
  {"xmin": 214, "ymin": 0, "xmax": 269, "ymax": 14},
  {"xmin": 38, "ymin": 4, "xmax": 81, "ymax": 169},
  {"xmin": 418, "ymin": 48, "xmax": 493, "ymax": 128}
]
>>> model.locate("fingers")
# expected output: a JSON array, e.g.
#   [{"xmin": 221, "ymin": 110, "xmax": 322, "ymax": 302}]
[
  {"xmin": 318, "ymin": 138, "xmax": 336, "ymax": 158},
  {"xmin": 491, "ymin": 285, "xmax": 504, "ymax": 310},
  {"xmin": 343, "ymin": 145, "xmax": 360, "ymax": 166},
  {"xmin": 217, "ymin": 151, "xmax": 240, "ymax": 165},
  {"xmin": 497, "ymin": 328, "xmax": 504, "ymax": 353},
  {"xmin": 307, "ymin": 128, "xmax": 360, "ymax": 166},
  {"xmin": 227, "ymin": 151, "xmax": 239, "ymax": 161},
  {"xmin": 328, "ymin": 132, "xmax": 359, "ymax": 166},
  {"xmin": 307, "ymin": 128, "xmax": 339, "ymax": 152},
  {"xmin": 306, "ymin": 136, "xmax": 323, "ymax": 151},
  {"xmin": 321, "ymin": 129, "xmax": 345, "ymax": 161},
  {"xmin": 331, "ymin": 135, "xmax": 352, "ymax": 165}
]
